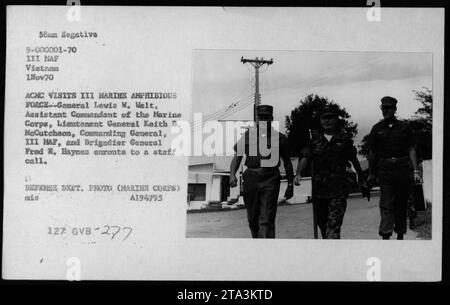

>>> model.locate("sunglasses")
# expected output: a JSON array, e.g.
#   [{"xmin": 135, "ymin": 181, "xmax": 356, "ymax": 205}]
[{"xmin": 320, "ymin": 114, "xmax": 336, "ymax": 120}]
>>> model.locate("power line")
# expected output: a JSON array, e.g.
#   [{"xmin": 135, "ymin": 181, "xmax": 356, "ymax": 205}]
[
  {"xmin": 192, "ymin": 54, "xmax": 389, "ymax": 132},
  {"xmin": 190, "ymin": 96, "xmax": 254, "ymax": 132},
  {"xmin": 192, "ymin": 54, "xmax": 276, "ymax": 130},
  {"xmin": 189, "ymin": 54, "xmax": 392, "ymax": 136},
  {"xmin": 241, "ymin": 56, "xmax": 274, "ymax": 123},
  {"xmin": 261, "ymin": 53, "xmax": 389, "ymax": 96},
  {"xmin": 190, "ymin": 96, "xmax": 255, "ymax": 132},
  {"xmin": 233, "ymin": 77, "xmax": 255, "ymax": 101},
  {"xmin": 190, "ymin": 102, "xmax": 254, "ymax": 135},
  {"xmin": 192, "ymin": 94, "xmax": 253, "ymax": 123},
  {"xmin": 190, "ymin": 78, "xmax": 254, "ymax": 128},
  {"xmin": 290, "ymin": 54, "xmax": 389, "ymax": 91},
  {"xmin": 214, "ymin": 98, "xmax": 255, "ymax": 120}
]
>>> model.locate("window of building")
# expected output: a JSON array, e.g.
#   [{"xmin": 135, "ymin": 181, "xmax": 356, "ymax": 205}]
[{"xmin": 188, "ymin": 183, "xmax": 206, "ymax": 201}]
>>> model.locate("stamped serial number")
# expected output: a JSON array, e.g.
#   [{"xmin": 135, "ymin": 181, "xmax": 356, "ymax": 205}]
[
  {"xmin": 26, "ymin": 46, "xmax": 77, "ymax": 53},
  {"xmin": 129, "ymin": 194, "xmax": 163, "ymax": 202}
]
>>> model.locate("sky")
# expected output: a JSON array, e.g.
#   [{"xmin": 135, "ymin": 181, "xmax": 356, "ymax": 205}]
[{"xmin": 191, "ymin": 50, "xmax": 432, "ymax": 148}]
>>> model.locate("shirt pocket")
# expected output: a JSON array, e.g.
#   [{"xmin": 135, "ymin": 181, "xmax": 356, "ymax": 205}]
[
  {"xmin": 331, "ymin": 141, "xmax": 348, "ymax": 157},
  {"xmin": 376, "ymin": 130, "xmax": 388, "ymax": 140},
  {"xmin": 312, "ymin": 140, "xmax": 327, "ymax": 156}
]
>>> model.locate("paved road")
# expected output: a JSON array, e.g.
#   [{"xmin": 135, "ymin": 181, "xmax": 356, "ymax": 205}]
[{"xmin": 186, "ymin": 194, "xmax": 418, "ymax": 240}]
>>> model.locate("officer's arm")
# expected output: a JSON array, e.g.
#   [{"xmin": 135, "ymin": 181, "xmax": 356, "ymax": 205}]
[
  {"xmin": 345, "ymin": 139, "xmax": 366, "ymax": 191},
  {"xmin": 296, "ymin": 147, "xmax": 310, "ymax": 177},
  {"xmin": 282, "ymin": 155, "xmax": 295, "ymax": 199},
  {"xmin": 282, "ymin": 156, "xmax": 294, "ymax": 185},
  {"xmin": 409, "ymin": 147, "xmax": 419, "ymax": 172},
  {"xmin": 295, "ymin": 129, "xmax": 311, "ymax": 182},
  {"xmin": 229, "ymin": 155, "xmax": 243, "ymax": 188},
  {"xmin": 409, "ymin": 146, "xmax": 423, "ymax": 184},
  {"xmin": 280, "ymin": 135, "xmax": 294, "ymax": 184},
  {"xmin": 407, "ymin": 124, "xmax": 419, "ymax": 172},
  {"xmin": 368, "ymin": 149, "xmax": 378, "ymax": 177},
  {"xmin": 351, "ymin": 158, "xmax": 363, "ymax": 176}
]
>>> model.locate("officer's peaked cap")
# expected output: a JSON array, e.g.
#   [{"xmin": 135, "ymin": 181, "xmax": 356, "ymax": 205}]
[{"xmin": 257, "ymin": 105, "xmax": 273, "ymax": 116}]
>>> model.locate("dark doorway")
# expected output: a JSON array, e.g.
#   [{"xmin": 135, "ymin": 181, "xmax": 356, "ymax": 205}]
[{"xmin": 220, "ymin": 176, "xmax": 230, "ymax": 202}]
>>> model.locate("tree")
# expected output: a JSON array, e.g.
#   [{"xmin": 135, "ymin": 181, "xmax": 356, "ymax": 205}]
[
  {"xmin": 358, "ymin": 87, "xmax": 432, "ymax": 160},
  {"xmin": 358, "ymin": 134, "xmax": 371, "ymax": 158},
  {"xmin": 285, "ymin": 94, "xmax": 358, "ymax": 156}
]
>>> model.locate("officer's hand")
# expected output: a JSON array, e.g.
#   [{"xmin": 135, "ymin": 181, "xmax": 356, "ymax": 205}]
[
  {"xmin": 358, "ymin": 179, "xmax": 371, "ymax": 201},
  {"xmin": 367, "ymin": 174, "xmax": 376, "ymax": 186},
  {"xmin": 230, "ymin": 175, "xmax": 238, "ymax": 188},
  {"xmin": 414, "ymin": 171, "xmax": 423, "ymax": 184},
  {"xmin": 294, "ymin": 175, "xmax": 302, "ymax": 186},
  {"xmin": 284, "ymin": 184, "xmax": 294, "ymax": 200}
]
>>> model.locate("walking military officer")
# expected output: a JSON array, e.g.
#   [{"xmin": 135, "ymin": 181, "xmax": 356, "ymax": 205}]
[
  {"xmin": 230, "ymin": 105, "xmax": 294, "ymax": 238},
  {"xmin": 295, "ymin": 106, "xmax": 364, "ymax": 239},
  {"xmin": 367, "ymin": 96, "xmax": 422, "ymax": 240}
]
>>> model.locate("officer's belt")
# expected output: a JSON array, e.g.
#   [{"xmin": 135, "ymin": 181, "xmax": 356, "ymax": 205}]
[{"xmin": 245, "ymin": 167, "xmax": 279, "ymax": 173}]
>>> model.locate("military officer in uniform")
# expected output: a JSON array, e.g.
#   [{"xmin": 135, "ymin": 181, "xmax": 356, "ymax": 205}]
[
  {"xmin": 367, "ymin": 96, "xmax": 422, "ymax": 240},
  {"xmin": 295, "ymin": 106, "xmax": 364, "ymax": 239},
  {"xmin": 407, "ymin": 158, "xmax": 424, "ymax": 230},
  {"xmin": 230, "ymin": 105, "xmax": 294, "ymax": 238}
]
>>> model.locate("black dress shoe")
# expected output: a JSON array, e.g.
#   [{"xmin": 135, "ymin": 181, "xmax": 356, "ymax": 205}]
[{"xmin": 409, "ymin": 217, "xmax": 417, "ymax": 230}]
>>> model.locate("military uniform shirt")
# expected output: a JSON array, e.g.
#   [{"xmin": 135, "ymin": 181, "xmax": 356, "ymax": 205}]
[
  {"xmin": 233, "ymin": 127, "xmax": 291, "ymax": 173},
  {"xmin": 308, "ymin": 130, "xmax": 357, "ymax": 199}
]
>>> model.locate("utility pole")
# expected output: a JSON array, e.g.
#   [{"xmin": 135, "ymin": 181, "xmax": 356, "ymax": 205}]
[{"xmin": 241, "ymin": 56, "xmax": 273, "ymax": 123}]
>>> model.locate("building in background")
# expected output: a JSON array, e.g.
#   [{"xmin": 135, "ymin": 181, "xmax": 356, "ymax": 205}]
[{"xmin": 187, "ymin": 155, "xmax": 312, "ymax": 210}]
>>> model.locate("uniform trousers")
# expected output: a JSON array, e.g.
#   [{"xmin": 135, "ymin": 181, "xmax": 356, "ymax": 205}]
[
  {"xmin": 242, "ymin": 168, "xmax": 281, "ymax": 238},
  {"xmin": 377, "ymin": 158, "xmax": 413, "ymax": 237}
]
